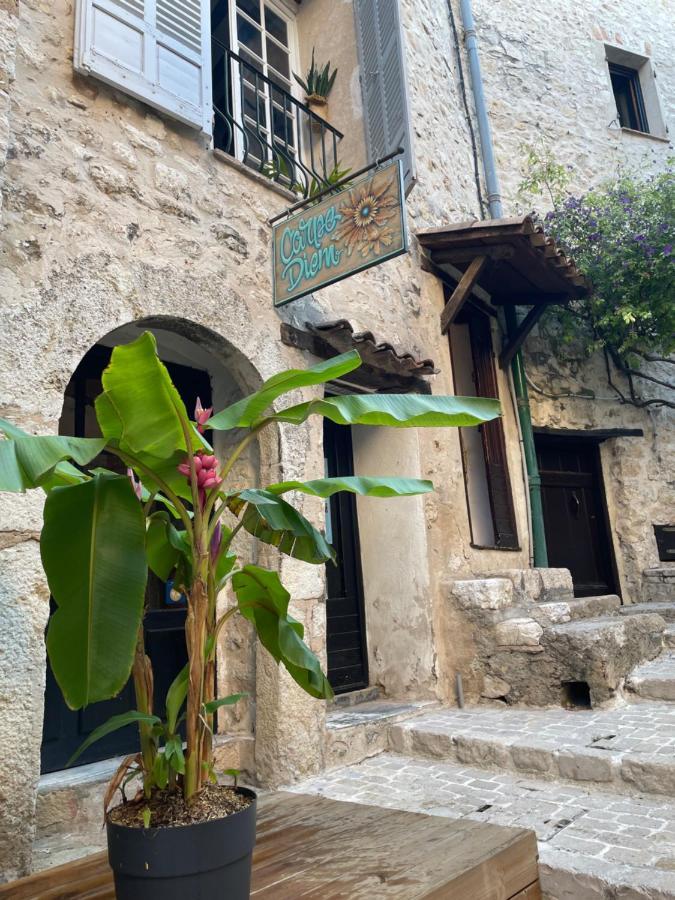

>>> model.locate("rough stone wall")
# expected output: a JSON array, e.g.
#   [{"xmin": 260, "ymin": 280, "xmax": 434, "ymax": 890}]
[
  {"xmin": 450, "ymin": 0, "xmax": 675, "ymax": 602},
  {"xmin": 0, "ymin": 0, "xmax": 673, "ymax": 879}
]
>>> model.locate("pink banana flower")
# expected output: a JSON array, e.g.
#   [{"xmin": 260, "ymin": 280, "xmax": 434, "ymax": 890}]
[
  {"xmin": 126, "ymin": 467, "xmax": 143, "ymax": 501},
  {"xmin": 177, "ymin": 450, "xmax": 222, "ymax": 508},
  {"xmin": 194, "ymin": 397, "xmax": 213, "ymax": 434}
]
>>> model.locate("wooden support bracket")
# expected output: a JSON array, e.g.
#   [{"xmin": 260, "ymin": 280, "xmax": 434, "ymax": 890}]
[
  {"xmin": 440, "ymin": 254, "xmax": 488, "ymax": 333},
  {"xmin": 499, "ymin": 304, "xmax": 548, "ymax": 368}
]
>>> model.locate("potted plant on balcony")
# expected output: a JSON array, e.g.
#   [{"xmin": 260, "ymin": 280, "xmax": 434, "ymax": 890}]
[
  {"xmin": 0, "ymin": 333, "xmax": 499, "ymax": 900},
  {"xmin": 294, "ymin": 48, "xmax": 338, "ymax": 121}
]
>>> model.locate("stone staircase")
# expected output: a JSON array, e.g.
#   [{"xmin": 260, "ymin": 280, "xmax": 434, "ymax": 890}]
[
  {"xmin": 291, "ymin": 567, "xmax": 675, "ymax": 899},
  {"xmin": 448, "ymin": 569, "xmax": 669, "ymax": 708}
]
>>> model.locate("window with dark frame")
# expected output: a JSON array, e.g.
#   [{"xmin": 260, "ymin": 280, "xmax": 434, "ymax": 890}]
[
  {"xmin": 449, "ymin": 305, "xmax": 519, "ymax": 551},
  {"xmin": 608, "ymin": 62, "xmax": 650, "ymax": 134}
]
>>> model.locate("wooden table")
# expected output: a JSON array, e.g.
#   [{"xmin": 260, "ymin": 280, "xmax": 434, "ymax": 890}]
[{"xmin": 2, "ymin": 792, "xmax": 541, "ymax": 899}]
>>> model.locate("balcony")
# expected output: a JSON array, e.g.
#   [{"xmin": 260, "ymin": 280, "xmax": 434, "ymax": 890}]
[{"xmin": 211, "ymin": 40, "xmax": 343, "ymax": 199}]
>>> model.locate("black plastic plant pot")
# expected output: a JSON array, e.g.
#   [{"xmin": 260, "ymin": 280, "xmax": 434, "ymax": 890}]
[{"xmin": 106, "ymin": 788, "xmax": 257, "ymax": 900}]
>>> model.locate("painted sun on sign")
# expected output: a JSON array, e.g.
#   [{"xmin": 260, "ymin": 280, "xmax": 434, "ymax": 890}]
[{"xmin": 272, "ymin": 158, "xmax": 408, "ymax": 307}]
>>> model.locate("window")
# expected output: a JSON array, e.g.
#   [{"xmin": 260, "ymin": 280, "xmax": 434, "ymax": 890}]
[
  {"xmin": 228, "ymin": 0, "xmax": 298, "ymax": 167},
  {"xmin": 211, "ymin": 0, "xmax": 342, "ymax": 193},
  {"xmin": 608, "ymin": 62, "xmax": 649, "ymax": 133},
  {"xmin": 449, "ymin": 306, "xmax": 519, "ymax": 550},
  {"xmin": 604, "ymin": 46, "xmax": 667, "ymax": 139}
]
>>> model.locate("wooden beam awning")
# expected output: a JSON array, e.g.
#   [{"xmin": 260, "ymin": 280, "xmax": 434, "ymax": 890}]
[
  {"xmin": 281, "ymin": 320, "xmax": 438, "ymax": 393},
  {"xmin": 417, "ymin": 216, "xmax": 591, "ymax": 340}
]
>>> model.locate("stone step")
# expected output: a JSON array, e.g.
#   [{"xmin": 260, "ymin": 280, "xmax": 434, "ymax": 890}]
[
  {"xmin": 479, "ymin": 611, "xmax": 665, "ymax": 708},
  {"xmin": 387, "ymin": 702, "xmax": 675, "ymax": 799},
  {"xmin": 620, "ymin": 601, "xmax": 675, "ymax": 622},
  {"xmin": 541, "ymin": 613, "xmax": 666, "ymax": 706},
  {"xmin": 524, "ymin": 594, "xmax": 622, "ymax": 627},
  {"xmin": 324, "ymin": 698, "xmax": 439, "ymax": 769},
  {"xmin": 626, "ymin": 652, "xmax": 675, "ymax": 702},
  {"xmin": 291, "ymin": 752, "xmax": 675, "ymax": 900}
]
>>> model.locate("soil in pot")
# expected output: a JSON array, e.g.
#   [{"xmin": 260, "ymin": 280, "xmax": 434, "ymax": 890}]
[
  {"xmin": 107, "ymin": 784, "xmax": 256, "ymax": 900},
  {"xmin": 108, "ymin": 783, "xmax": 252, "ymax": 828}
]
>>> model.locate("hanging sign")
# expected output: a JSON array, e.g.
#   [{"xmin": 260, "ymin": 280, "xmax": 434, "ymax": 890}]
[{"xmin": 272, "ymin": 158, "xmax": 408, "ymax": 307}]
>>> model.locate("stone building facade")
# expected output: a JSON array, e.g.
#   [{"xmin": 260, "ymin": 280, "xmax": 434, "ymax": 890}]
[{"xmin": 0, "ymin": 0, "xmax": 673, "ymax": 880}]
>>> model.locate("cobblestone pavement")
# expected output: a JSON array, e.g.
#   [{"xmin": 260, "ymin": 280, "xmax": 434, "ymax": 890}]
[
  {"xmin": 289, "ymin": 753, "xmax": 675, "ymax": 898},
  {"xmin": 393, "ymin": 701, "xmax": 675, "ymax": 759}
]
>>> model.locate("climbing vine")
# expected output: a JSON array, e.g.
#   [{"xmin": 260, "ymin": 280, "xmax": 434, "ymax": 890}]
[{"xmin": 519, "ymin": 149, "xmax": 675, "ymax": 409}]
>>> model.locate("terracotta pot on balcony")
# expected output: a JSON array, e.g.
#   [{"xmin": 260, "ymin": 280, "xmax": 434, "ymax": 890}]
[{"xmin": 305, "ymin": 93, "xmax": 328, "ymax": 129}]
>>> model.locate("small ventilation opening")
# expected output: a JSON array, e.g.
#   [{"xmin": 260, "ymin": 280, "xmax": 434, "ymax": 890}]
[{"xmin": 561, "ymin": 681, "xmax": 592, "ymax": 709}]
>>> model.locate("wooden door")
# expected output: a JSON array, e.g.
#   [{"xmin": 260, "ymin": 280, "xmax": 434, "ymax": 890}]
[
  {"xmin": 323, "ymin": 417, "xmax": 369, "ymax": 694},
  {"xmin": 41, "ymin": 344, "xmax": 210, "ymax": 773},
  {"xmin": 536, "ymin": 437, "xmax": 617, "ymax": 598}
]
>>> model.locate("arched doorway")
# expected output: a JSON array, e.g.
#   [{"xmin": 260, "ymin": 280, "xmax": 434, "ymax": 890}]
[{"xmin": 41, "ymin": 319, "xmax": 260, "ymax": 773}]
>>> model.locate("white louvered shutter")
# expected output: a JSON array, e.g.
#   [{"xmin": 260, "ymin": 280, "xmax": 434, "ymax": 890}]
[
  {"xmin": 74, "ymin": 0, "xmax": 213, "ymax": 134},
  {"xmin": 354, "ymin": 0, "xmax": 416, "ymax": 193}
]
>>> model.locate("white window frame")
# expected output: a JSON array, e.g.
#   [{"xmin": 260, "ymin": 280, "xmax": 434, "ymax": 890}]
[{"xmin": 226, "ymin": 0, "xmax": 301, "ymax": 168}]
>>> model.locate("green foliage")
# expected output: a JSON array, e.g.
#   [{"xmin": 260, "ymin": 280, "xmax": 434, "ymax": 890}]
[
  {"xmin": 230, "ymin": 489, "xmax": 336, "ymax": 564},
  {"xmin": 0, "ymin": 331, "xmax": 502, "ymax": 805},
  {"xmin": 268, "ymin": 393, "xmax": 501, "ymax": 428},
  {"xmin": 207, "ymin": 350, "xmax": 361, "ymax": 430},
  {"xmin": 233, "ymin": 565, "xmax": 332, "ymax": 699},
  {"xmin": 267, "ymin": 476, "xmax": 434, "ymax": 499},
  {"xmin": 517, "ymin": 143, "xmax": 571, "ymax": 207},
  {"xmin": 520, "ymin": 150, "xmax": 675, "ymax": 375},
  {"xmin": 0, "ymin": 421, "xmax": 102, "ymax": 492},
  {"xmin": 68, "ymin": 710, "xmax": 161, "ymax": 766},
  {"xmin": 294, "ymin": 48, "xmax": 338, "ymax": 99},
  {"xmin": 43, "ymin": 474, "xmax": 147, "ymax": 709}
]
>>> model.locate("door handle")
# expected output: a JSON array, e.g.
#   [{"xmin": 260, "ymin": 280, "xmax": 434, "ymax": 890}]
[{"xmin": 570, "ymin": 491, "xmax": 581, "ymax": 518}]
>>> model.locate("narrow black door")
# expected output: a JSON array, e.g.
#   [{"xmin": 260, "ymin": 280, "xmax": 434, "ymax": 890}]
[
  {"xmin": 324, "ymin": 417, "xmax": 368, "ymax": 693},
  {"xmin": 41, "ymin": 344, "xmax": 210, "ymax": 772},
  {"xmin": 536, "ymin": 437, "xmax": 617, "ymax": 598}
]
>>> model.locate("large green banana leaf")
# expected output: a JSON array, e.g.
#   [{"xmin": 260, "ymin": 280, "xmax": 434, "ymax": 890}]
[
  {"xmin": 42, "ymin": 473, "xmax": 148, "ymax": 709},
  {"xmin": 230, "ymin": 489, "xmax": 335, "ymax": 564},
  {"xmin": 233, "ymin": 565, "xmax": 332, "ymax": 699},
  {"xmin": 207, "ymin": 350, "xmax": 361, "ymax": 431},
  {"xmin": 0, "ymin": 417, "xmax": 103, "ymax": 492},
  {"xmin": 266, "ymin": 476, "xmax": 434, "ymax": 499},
  {"xmin": 95, "ymin": 332, "xmax": 205, "ymax": 459},
  {"xmin": 266, "ymin": 394, "xmax": 501, "ymax": 428}
]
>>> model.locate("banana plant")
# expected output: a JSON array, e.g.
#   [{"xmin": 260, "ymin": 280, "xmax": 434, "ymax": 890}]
[{"xmin": 0, "ymin": 332, "xmax": 500, "ymax": 802}]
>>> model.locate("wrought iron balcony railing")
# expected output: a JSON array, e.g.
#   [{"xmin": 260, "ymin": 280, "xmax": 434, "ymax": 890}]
[{"xmin": 212, "ymin": 40, "xmax": 343, "ymax": 199}]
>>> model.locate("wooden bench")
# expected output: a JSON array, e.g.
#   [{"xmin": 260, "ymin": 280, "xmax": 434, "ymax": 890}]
[{"xmin": 2, "ymin": 792, "xmax": 541, "ymax": 899}]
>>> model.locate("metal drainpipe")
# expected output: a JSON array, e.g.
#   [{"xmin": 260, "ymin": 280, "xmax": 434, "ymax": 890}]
[
  {"xmin": 458, "ymin": 0, "xmax": 548, "ymax": 566},
  {"xmin": 505, "ymin": 307, "xmax": 549, "ymax": 567}
]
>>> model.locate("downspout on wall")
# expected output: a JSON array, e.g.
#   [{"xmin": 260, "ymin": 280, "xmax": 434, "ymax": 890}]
[{"xmin": 457, "ymin": 0, "xmax": 549, "ymax": 567}]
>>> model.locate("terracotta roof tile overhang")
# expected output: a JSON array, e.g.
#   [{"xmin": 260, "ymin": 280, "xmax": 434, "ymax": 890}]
[
  {"xmin": 417, "ymin": 214, "xmax": 591, "ymax": 332},
  {"xmin": 280, "ymin": 320, "xmax": 438, "ymax": 394}
]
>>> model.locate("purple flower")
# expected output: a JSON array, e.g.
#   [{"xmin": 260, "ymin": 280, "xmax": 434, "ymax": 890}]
[
  {"xmin": 126, "ymin": 467, "xmax": 143, "ymax": 501},
  {"xmin": 664, "ymin": 244, "xmax": 673, "ymax": 256},
  {"xmin": 210, "ymin": 521, "xmax": 222, "ymax": 563}
]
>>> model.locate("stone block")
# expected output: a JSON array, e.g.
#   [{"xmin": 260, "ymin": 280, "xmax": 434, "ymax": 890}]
[
  {"xmin": 530, "ymin": 602, "xmax": 572, "ymax": 626},
  {"xmin": 408, "ymin": 727, "xmax": 454, "ymax": 759},
  {"xmin": 539, "ymin": 568, "xmax": 574, "ymax": 602},
  {"xmin": 621, "ymin": 757, "xmax": 675, "ymax": 797},
  {"xmin": 557, "ymin": 748, "xmax": 614, "ymax": 783},
  {"xmin": 495, "ymin": 617, "xmax": 543, "ymax": 647},
  {"xmin": 449, "ymin": 578, "xmax": 513, "ymax": 611},
  {"xmin": 481, "ymin": 674, "xmax": 511, "ymax": 699},
  {"xmin": 454, "ymin": 735, "xmax": 510, "ymax": 768},
  {"xmin": 509, "ymin": 740, "xmax": 557, "ymax": 775}
]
